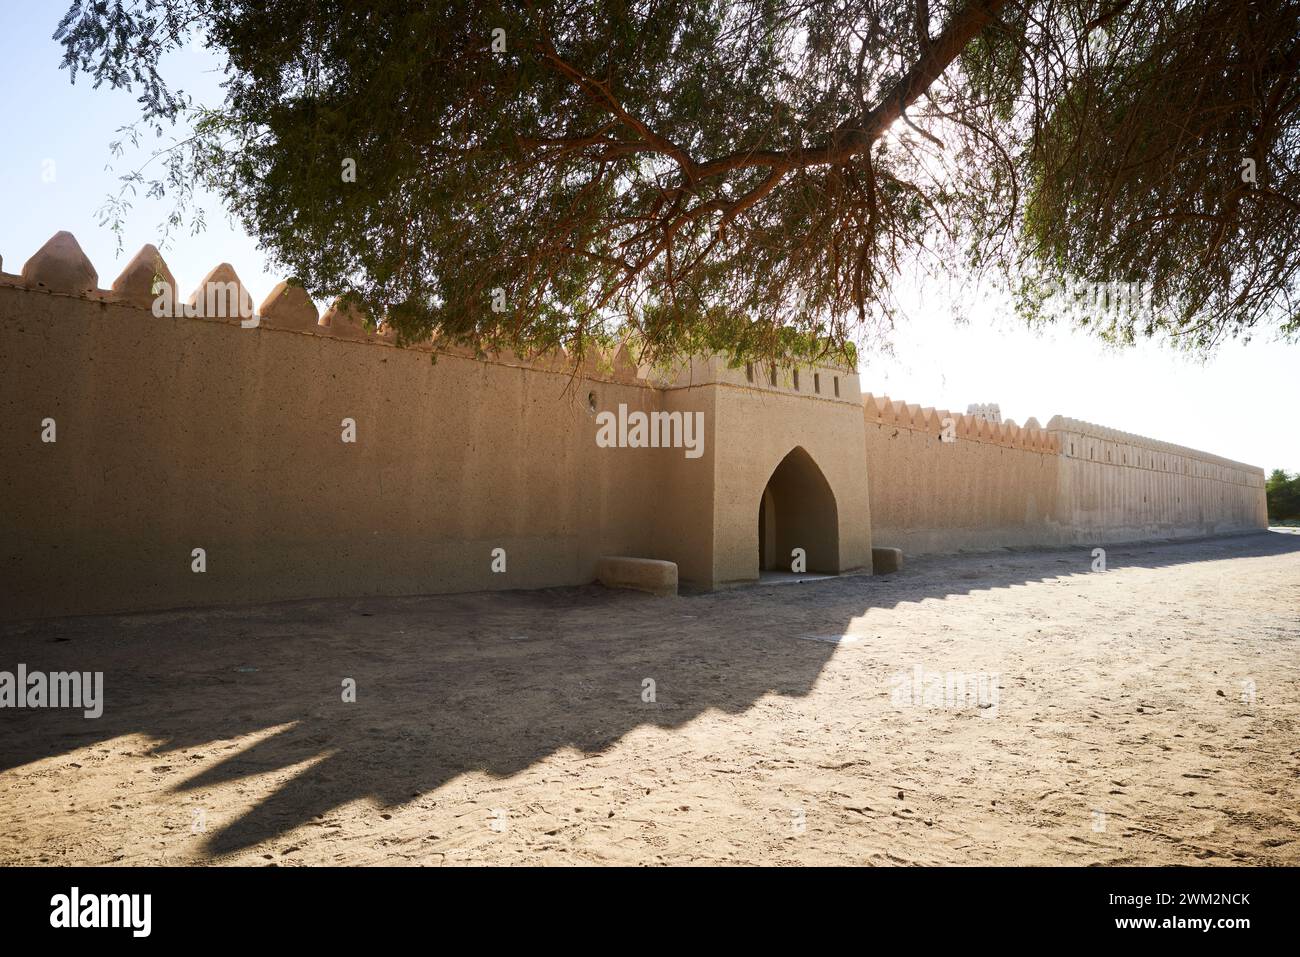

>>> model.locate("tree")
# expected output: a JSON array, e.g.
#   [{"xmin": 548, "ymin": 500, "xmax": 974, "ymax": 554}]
[
  {"xmin": 1266, "ymin": 469, "xmax": 1300, "ymax": 522},
  {"xmin": 54, "ymin": 0, "xmax": 1300, "ymax": 366}
]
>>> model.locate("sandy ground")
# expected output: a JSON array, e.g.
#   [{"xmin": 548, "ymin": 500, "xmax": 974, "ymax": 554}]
[{"xmin": 1, "ymin": 531, "xmax": 1297, "ymax": 866}]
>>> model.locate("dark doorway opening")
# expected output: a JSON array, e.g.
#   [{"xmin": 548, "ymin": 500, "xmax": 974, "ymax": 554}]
[{"xmin": 756, "ymin": 446, "xmax": 840, "ymax": 574}]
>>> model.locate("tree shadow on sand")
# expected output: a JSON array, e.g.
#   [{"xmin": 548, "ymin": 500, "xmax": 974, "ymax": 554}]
[{"xmin": 1, "ymin": 530, "xmax": 1294, "ymax": 858}]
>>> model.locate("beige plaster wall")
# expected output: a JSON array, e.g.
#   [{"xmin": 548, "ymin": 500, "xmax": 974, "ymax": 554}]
[
  {"xmin": 864, "ymin": 397, "xmax": 1268, "ymax": 557},
  {"xmin": 649, "ymin": 384, "xmax": 718, "ymax": 588},
  {"xmin": 0, "ymin": 283, "xmax": 669, "ymax": 619},
  {"xmin": 864, "ymin": 418, "xmax": 1061, "ymax": 555},
  {"xmin": 1050, "ymin": 420, "xmax": 1268, "ymax": 543}
]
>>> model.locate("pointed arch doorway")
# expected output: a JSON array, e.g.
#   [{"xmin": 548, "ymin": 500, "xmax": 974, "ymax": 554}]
[{"xmin": 757, "ymin": 446, "xmax": 840, "ymax": 574}]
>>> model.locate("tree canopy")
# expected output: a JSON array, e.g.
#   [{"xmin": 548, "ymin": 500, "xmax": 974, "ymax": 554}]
[
  {"xmin": 1266, "ymin": 469, "xmax": 1300, "ymax": 522},
  {"xmin": 55, "ymin": 0, "xmax": 1300, "ymax": 365}
]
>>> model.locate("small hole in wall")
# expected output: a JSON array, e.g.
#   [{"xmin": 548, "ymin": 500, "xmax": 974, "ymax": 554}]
[
  {"xmin": 746, "ymin": 363, "xmax": 754, "ymax": 383},
  {"xmin": 833, "ymin": 377, "xmax": 840, "ymax": 397},
  {"xmin": 814, "ymin": 372, "xmax": 821, "ymax": 394},
  {"xmin": 587, "ymin": 391, "xmax": 597, "ymax": 413},
  {"xmin": 792, "ymin": 369, "xmax": 800, "ymax": 391}
]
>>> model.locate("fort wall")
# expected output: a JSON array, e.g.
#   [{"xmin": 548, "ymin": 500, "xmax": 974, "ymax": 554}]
[
  {"xmin": 0, "ymin": 231, "xmax": 1271, "ymax": 619},
  {"xmin": 0, "ymin": 271, "xmax": 672, "ymax": 619},
  {"xmin": 863, "ymin": 395, "xmax": 1064, "ymax": 555},
  {"xmin": 1049, "ymin": 417, "xmax": 1269, "ymax": 544},
  {"xmin": 863, "ymin": 394, "xmax": 1268, "ymax": 556}
]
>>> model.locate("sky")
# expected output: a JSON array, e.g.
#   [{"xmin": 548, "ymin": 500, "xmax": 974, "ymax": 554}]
[{"xmin": 2, "ymin": 5, "xmax": 1296, "ymax": 475}]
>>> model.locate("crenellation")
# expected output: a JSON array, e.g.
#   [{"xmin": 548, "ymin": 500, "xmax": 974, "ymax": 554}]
[
  {"xmin": 21, "ymin": 231, "xmax": 98, "ymax": 297},
  {"xmin": 611, "ymin": 339, "xmax": 641, "ymax": 380},
  {"xmin": 110, "ymin": 244, "xmax": 176, "ymax": 309},
  {"xmin": 319, "ymin": 297, "xmax": 371, "ymax": 340},
  {"xmin": 1049, "ymin": 416, "xmax": 1261, "ymax": 485},
  {"xmin": 186, "ymin": 263, "xmax": 254, "ymax": 322},
  {"xmin": 259, "ymin": 281, "xmax": 320, "ymax": 332}
]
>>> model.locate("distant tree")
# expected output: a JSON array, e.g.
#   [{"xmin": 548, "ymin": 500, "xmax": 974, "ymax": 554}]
[
  {"xmin": 53, "ymin": 0, "xmax": 1300, "ymax": 366},
  {"xmin": 1266, "ymin": 469, "xmax": 1300, "ymax": 522}
]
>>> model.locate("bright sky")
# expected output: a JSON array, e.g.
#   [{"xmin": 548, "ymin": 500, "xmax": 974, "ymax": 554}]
[{"xmin": 2, "ymin": 5, "xmax": 1296, "ymax": 475}]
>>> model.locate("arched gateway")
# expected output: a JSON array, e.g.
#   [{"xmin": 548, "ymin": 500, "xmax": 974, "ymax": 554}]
[{"xmin": 757, "ymin": 446, "xmax": 840, "ymax": 573}]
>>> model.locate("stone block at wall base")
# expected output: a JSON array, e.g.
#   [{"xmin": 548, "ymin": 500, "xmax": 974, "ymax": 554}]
[
  {"xmin": 596, "ymin": 557, "xmax": 678, "ymax": 597},
  {"xmin": 871, "ymin": 547, "xmax": 903, "ymax": 574}
]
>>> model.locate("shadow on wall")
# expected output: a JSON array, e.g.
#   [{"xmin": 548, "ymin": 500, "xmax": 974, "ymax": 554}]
[{"xmin": 0, "ymin": 530, "xmax": 1294, "ymax": 859}]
